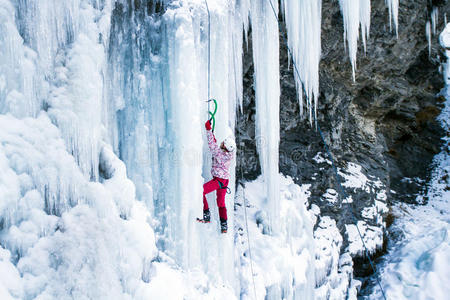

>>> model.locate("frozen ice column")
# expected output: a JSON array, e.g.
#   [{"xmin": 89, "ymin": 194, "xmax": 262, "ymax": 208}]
[{"xmin": 250, "ymin": 0, "xmax": 281, "ymax": 234}]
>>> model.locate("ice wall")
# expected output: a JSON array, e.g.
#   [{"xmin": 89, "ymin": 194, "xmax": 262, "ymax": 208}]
[
  {"xmin": 314, "ymin": 216, "xmax": 359, "ymax": 300},
  {"xmin": 107, "ymin": 0, "xmax": 245, "ymax": 291},
  {"xmin": 0, "ymin": 0, "xmax": 113, "ymax": 194},
  {"xmin": 0, "ymin": 0, "xmax": 163, "ymax": 298},
  {"xmin": 0, "ymin": 112, "xmax": 157, "ymax": 300},
  {"xmin": 12, "ymin": 0, "xmax": 113, "ymax": 181}
]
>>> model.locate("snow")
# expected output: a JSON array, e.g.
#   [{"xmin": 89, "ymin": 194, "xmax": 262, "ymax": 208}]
[
  {"xmin": 322, "ymin": 188, "xmax": 339, "ymax": 204},
  {"xmin": 313, "ymin": 152, "xmax": 332, "ymax": 165},
  {"xmin": 0, "ymin": 246, "xmax": 22, "ymax": 299},
  {"xmin": 338, "ymin": 162, "xmax": 385, "ymax": 199},
  {"xmin": 335, "ymin": 162, "xmax": 388, "ymax": 254},
  {"xmin": 234, "ymin": 175, "xmax": 360, "ymax": 300},
  {"xmin": 361, "ymin": 200, "xmax": 388, "ymax": 224},
  {"xmin": 346, "ymin": 221, "xmax": 383, "ymax": 256},
  {"xmin": 337, "ymin": 162, "xmax": 388, "ymax": 208}
]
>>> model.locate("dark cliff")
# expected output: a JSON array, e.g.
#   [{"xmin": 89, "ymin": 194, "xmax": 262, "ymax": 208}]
[{"xmin": 236, "ymin": 0, "xmax": 449, "ymax": 294}]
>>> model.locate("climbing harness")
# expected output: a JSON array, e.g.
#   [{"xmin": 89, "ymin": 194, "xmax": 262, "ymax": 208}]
[
  {"xmin": 266, "ymin": 1, "xmax": 388, "ymax": 299},
  {"xmin": 215, "ymin": 177, "xmax": 232, "ymax": 194}
]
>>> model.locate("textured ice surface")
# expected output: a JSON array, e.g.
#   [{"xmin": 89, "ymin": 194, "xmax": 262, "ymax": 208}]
[
  {"xmin": 235, "ymin": 175, "xmax": 316, "ymax": 300},
  {"xmin": 315, "ymin": 216, "xmax": 359, "ymax": 300},
  {"xmin": 0, "ymin": 114, "xmax": 158, "ymax": 299}
]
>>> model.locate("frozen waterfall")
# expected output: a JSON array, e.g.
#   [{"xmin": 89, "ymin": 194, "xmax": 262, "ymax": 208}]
[{"xmin": 0, "ymin": 0, "xmax": 405, "ymax": 299}]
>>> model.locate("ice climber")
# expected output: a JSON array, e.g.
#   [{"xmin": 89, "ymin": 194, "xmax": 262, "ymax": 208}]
[{"xmin": 197, "ymin": 119, "xmax": 236, "ymax": 233}]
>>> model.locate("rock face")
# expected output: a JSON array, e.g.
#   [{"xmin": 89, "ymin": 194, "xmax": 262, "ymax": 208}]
[{"xmin": 236, "ymin": 0, "xmax": 449, "ymax": 294}]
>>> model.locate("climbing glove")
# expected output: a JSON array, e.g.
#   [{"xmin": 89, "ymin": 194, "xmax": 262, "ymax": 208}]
[{"xmin": 205, "ymin": 120, "xmax": 212, "ymax": 131}]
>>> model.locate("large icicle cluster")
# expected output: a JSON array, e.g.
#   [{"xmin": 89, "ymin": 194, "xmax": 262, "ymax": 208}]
[
  {"xmin": 14, "ymin": 0, "xmax": 113, "ymax": 180},
  {"xmin": 338, "ymin": 0, "xmax": 399, "ymax": 80},
  {"xmin": 426, "ymin": 6, "xmax": 440, "ymax": 56},
  {"xmin": 338, "ymin": 0, "xmax": 371, "ymax": 80},
  {"xmin": 282, "ymin": 0, "xmax": 322, "ymax": 121}
]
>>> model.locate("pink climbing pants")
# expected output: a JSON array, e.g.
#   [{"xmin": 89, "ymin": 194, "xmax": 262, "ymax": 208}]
[{"xmin": 203, "ymin": 177, "xmax": 229, "ymax": 220}]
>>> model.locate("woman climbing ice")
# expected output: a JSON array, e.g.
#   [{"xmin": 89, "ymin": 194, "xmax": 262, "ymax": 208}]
[{"xmin": 197, "ymin": 119, "xmax": 236, "ymax": 233}]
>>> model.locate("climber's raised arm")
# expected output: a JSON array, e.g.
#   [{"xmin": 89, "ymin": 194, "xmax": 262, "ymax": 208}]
[{"xmin": 205, "ymin": 120, "xmax": 220, "ymax": 156}]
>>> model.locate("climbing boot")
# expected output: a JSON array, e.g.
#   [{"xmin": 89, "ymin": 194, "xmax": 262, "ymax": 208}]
[
  {"xmin": 220, "ymin": 218, "xmax": 227, "ymax": 233},
  {"xmin": 197, "ymin": 209, "xmax": 211, "ymax": 223}
]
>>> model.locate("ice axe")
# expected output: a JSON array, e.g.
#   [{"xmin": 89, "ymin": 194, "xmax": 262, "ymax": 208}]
[{"xmin": 206, "ymin": 98, "xmax": 217, "ymax": 132}]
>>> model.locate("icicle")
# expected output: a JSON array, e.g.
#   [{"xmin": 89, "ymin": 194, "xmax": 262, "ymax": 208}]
[
  {"xmin": 250, "ymin": 0, "xmax": 280, "ymax": 235},
  {"xmin": 338, "ymin": 0, "xmax": 361, "ymax": 81},
  {"xmin": 385, "ymin": 0, "xmax": 399, "ymax": 37},
  {"xmin": 360, "ymin": 0, "xmax": 371, "ymax": 53},
  {"xmin": 426, "ymin": 7, "xmax": 439, "ymax": 57},
  {"xmin": 426, "ymin": 21, "xmax": 432, "ymax": 56},
  {"xmin": 432, "ymin": 7, "xmax": 439, "ymax": 35},
  {"xmin": 282, "ymin": 0, "xmax": 322, "ymax": 122}
]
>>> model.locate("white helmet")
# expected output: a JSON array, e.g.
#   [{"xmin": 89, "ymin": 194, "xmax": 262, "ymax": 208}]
[{"xmin": 223, "ymin": 135, "xmax": 236, "ymax": 152}]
